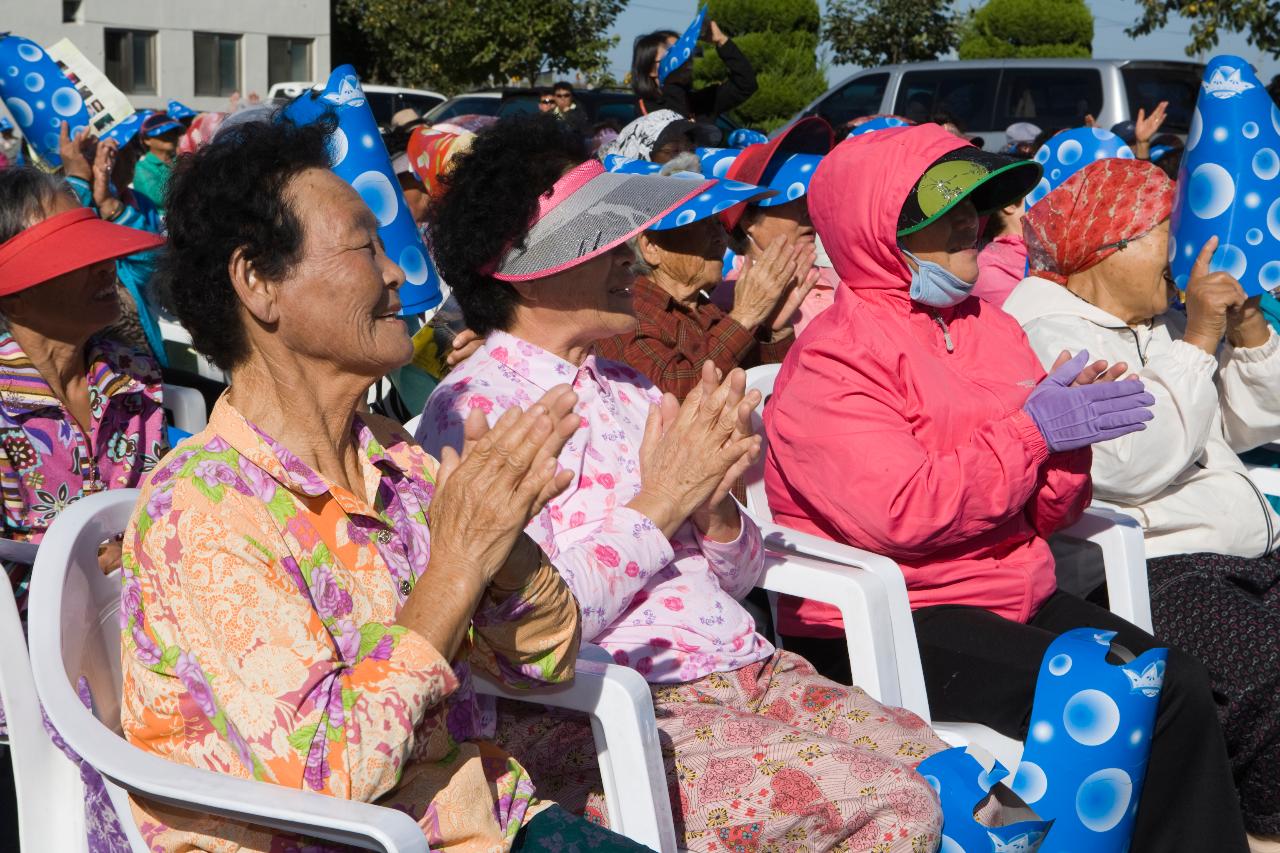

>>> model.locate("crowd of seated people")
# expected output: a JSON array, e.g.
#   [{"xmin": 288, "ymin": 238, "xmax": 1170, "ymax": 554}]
[{"xmin": 3, "ymin": 66, "xmax": 1280, "ymax": 853}]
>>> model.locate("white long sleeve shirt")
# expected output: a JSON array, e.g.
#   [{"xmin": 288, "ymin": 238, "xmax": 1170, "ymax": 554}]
[{"xmin": 1005, "ymin": 276, "xmax": 1280, "ymax": 559}]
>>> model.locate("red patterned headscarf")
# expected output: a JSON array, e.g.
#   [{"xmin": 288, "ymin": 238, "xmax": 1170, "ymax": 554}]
[{"xmin": 1024, "ymin": 158, "xmax": 1174, "ymax": 284}]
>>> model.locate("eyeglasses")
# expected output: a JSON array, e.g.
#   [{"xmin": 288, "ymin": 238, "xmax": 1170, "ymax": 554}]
[
  {"xmin": 540, "ymin": 98, "xmax": 555, "ymax": 105},
  {"xmin": 554, "ymin": 92, "xmax": 571, "ymax": 98}
]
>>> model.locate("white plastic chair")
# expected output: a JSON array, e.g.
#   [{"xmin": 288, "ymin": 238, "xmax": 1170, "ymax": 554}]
[
  {"xmin": 1244, "ymin": 463, "xmax": 1280, "ymax": 498},
  {"xmin": 27, "ymin": 490, "xmax": 677, "ymax": 852},
  {"xmin": 160, "ymin": 383, "xmax": 209, "ymax": 434},
  {"xmin": 742, "ymin": 363, "xmax": 1154, "ymax": 769},
  {"xmin": 403, "ymin": 413, "xmax": 422, "ymax": 436},
  {"xmin": 0, "ymin": 542, "xmax": 87, "ymax": 852}
]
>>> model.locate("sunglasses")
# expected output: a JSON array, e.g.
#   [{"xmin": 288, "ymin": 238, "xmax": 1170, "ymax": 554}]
[{"xmin": 540, "ymin": 98, "xmax": 555, "ymax": 105}]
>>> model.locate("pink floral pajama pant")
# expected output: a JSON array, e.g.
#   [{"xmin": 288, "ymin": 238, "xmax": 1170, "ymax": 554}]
[{"xmin": 495, "ymin": 650, "xmax": 947, "ymax": 852}]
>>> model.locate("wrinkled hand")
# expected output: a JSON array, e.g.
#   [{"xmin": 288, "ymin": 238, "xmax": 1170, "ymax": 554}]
[
  {"xmin": 634, "ymin": 361, "xmax": 761, "ymax": 537},
  {"xmin": 431, "ymin": 386, "xmax": 579, "ymax": 586},
  {"xmin": 730, "ymin": 237, "xmax": 814, "ymax": 331},
  {"xmin": 58, "ymin": 121, "xmax": 94, "ymax": 181},
  {"xmin": 1225, "ymin": 293, "xmax": 1271, "ymax": 349},
  {"xmin": 1023, "ymin": 350, "xmax": 1155, "ymax": 452},
  {"xmin": 446, "ymin": 328, "xmax": 484, "ymax": 367},
  {"xmin": 765, "ymin": 260, "xmax": 820, "ymax": 334},
  {"xmin": 708, "ymin": 20, "xmax": 729, "ymax": 45},
  {"xmin": 1183, "ymin": 236, "xmax": 1248, "ymax": 354},
  {"xmin": 1134, "ymin": 101, "xmax": 1168, "ymax": 146}
]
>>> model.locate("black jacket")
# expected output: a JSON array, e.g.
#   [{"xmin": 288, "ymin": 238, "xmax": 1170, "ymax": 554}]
[{"xmin": 641, "ymin": 39, "xmax": 757, "ymax": 122}]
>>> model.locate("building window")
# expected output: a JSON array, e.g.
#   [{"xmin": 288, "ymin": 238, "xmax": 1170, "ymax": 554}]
[
  {"xmin": 194, "ymin": 32, "xmax": 240, "ymax": 97},
  {"xmin": 103, "ymin": 29, "xmax": 156, "ymax": 95},
  {"xmin": 268, "ymin": 37, "xmax": 312, "ymax": 87}
]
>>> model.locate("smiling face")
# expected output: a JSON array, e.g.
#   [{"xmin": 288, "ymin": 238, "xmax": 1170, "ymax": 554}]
[
  {"xmin": 897, "ymin": 197, "xmax": 981, "ymax": 284},
  {"xmin": 264, "ymin": 168, "xmax": 412, "ymax": 379},
  {"xmin": 0, "ymin": 194, "xmax": 121, "ymax": 340},
  {"xmin": 511, "ymin": 242, "xmax": 638, "ymax": 346}
]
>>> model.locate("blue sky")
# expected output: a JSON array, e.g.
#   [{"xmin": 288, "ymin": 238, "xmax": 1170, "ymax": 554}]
[{"xmin": 606, "ymin": 0, "xmax": 1280, "ymax": 87}]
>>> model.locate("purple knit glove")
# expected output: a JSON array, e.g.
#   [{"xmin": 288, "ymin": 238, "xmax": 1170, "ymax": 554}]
[{"xmin": 1023, "ymin": 350, "xmax": 1156, "ymax": 453}]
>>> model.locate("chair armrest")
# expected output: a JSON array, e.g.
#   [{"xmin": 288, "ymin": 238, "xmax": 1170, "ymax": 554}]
[
  {"xmin": 0, "ymin": 537, "xmax": 38, "ymax": 564},
  {"xmin": 42, "ymin": 730, "xmax": 427, "ymax": 852},
  {"xmin": 475, "ymin": 661, "xmax": 676, "ymax": 853},
  {"xmin": 1056, "ymin": 506, "xmax": 1152, "ymax": 633},
  {"xmin": 753, "ymin": 538, "xmax": 932, "ymax": 723}
]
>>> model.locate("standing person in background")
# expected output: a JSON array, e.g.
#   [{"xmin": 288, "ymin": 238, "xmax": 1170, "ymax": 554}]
[
  {"xmin": 132, "ymin": 112, "xmax": 184, "ymax": 214},
  {"xmin": 631, "ymin": 21, "xmax": 756, "ymax": 123},
  {"xmin": 0, "ymin": 118, "xmax": 17, "ymax": 168},
  {"xmin": 552, "ymin": 81, "xmax": 589, "ymax": 136},
  {"xmin": 537, "ymin": 90, "xmax": 556, "ymax": 114}
]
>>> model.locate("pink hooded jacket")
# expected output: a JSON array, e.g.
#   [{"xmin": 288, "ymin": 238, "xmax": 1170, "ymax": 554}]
[{"xmin": 763, "ymin": 125, "xmax": 1092, "ymax": 637}]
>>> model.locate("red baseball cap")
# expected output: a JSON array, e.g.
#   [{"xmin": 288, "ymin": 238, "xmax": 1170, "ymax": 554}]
[
  {"xmin": 0, "ymin": 207, "xmax": 165, "ymax": 296},
  {"xmin": 720, "ymin": 116, "xmax": 835, "ymax": 232}
]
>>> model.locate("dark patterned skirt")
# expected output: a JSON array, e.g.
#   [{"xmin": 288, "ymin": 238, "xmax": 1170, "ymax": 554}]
[{"xmin": 1148, "ymin": 551, "xmax": 1280, "ymax": 835}]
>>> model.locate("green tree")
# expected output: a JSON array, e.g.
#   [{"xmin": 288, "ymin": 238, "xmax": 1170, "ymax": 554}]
[
  {"xmin": 1127, "ymin": 0, "xmax": 1280, "ymax": 58},
  {"xmin": 823, "ymin": 0, "xmax": 960, "ymax": 68},
  {"xmin": 334, "ymin": 0, "xmax": 626, "ymax": 93},
  {"xmin": 692, "ymin": 0, "xmax": 827, "ymax": 132},
  {"xmin": 957, "ymin": 0, "xmax": 1093, "ymax": 59}
]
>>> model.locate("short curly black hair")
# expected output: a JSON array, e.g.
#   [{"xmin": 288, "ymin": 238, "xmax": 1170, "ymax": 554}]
[
  {"xmin": 426, "ymin": 114, "xmax": 588, "ymax": 335},
  {"xmin": 158, "ymin": 115, "xmax": 334, "ymax": 370}
]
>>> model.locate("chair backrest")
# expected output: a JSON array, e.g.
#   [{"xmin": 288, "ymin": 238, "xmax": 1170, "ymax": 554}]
[
  {"xmin": 161, "ymin": 384, "xmax": 209, "ymax": 435},
  {"xmin": 0, "ymin": 540, "xmax": 86, "ymax": 852},
  {"xmin": 403, "ymin": 413, "xmax": 422, "ymax": 436},
  {"xmin": 743, "ymin": 364, "xmax": 782, "ymax": 523},
  {"xmin": 27, "ymin": 489, "xmax": 149, "ymax": 851}
]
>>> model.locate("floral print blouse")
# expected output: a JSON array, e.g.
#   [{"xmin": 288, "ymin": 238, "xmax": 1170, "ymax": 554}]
[
  {"xmin": 418, "ymin": 331, "xmax": 773, "ymax": 685},
  {"xmin": 121, "ymin": 399, "xmax": 581, "ymax": 852},
  {"xmin": 0, "ymin": 331, "xmax": 165, "ymax": 610}
]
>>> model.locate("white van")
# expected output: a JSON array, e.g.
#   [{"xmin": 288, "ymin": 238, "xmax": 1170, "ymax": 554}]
[
  {"xmin": 266, "ymin": 82, "xmax": 446, "ymax": 128},
  {"xmin": 797, "ymin": 59, "xmax": 1204, "ymax": 148}
]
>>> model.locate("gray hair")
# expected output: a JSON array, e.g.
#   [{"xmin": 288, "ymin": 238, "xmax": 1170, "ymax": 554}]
[{"xmin": 0, "ymin": 166, "xmax": 76, "ymax": 244}]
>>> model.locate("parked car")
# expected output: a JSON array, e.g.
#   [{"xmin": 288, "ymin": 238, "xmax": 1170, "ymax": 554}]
[
  {"xmin": 267, "ymin": 82, "xmax": 447, "ymax": 128},
  {"xmin": 795, "ymin": 59, "xmax": 1204, "ymax": 149}
]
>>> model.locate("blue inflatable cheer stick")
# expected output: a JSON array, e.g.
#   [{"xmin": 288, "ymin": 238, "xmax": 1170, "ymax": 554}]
[
  {"xmin": 1026, "ymin": 127, "xmax": 1134, "ymax": 208},
  {"xmin": 1009, "ymin": 628, "xmax": 1167, "ymax": 852},
  {"xmin": 1169, "ymin": 55, "xmax": 1280, "ymax": 296},
  {"xmin": 0, "ymin": 33, "xmax": 93, "ymax": 168},
  {"xmin": 917, "ymin": 745, "xmax": 1053, "ymax": 852},
  {"xmin": 282, "ymin": 66, "xmax": 443, "ymax": 315}
]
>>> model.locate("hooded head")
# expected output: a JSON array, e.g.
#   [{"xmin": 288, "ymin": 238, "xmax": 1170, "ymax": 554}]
[{"xmin": 810, "ymin": 123, "xmax": 1040, "ymax": 293}]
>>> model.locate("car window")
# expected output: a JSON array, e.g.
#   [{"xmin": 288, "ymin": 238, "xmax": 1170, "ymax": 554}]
[
  {"xmin": 594, "ymin": 100, "xmax": 639, "ymax": 125},
  {"xmin": 1122, "ymin": 66, "xmax": 1201, "ymax": 133},
  {"xmin": 403, "ymin": 93, "xmax": 444, "ymax": 115},
  {"xmin": 894, "ymin": 69, "xmax": 1000, "ymax": 132},
  {"xmin": 498, "ymin": 97, "xmax": 540, "ymax": 117},
  {"xmin": 996, "ymin": 69, "xmax": 1102, "ymax": 129},
  {"xmin": 815, "ymin": 73, "xmax": 889, "ymax": 128},
  {"xmin": 365, "ymin": 92, "xmax": 394, "ymax": 126},
  {"xmin": 425, "ymin": 96, "xmax": 501, "ymax": 122}
]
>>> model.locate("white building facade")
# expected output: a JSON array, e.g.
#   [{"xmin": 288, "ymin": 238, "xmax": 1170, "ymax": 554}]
[{"xmin": 3, "ymin": 0, "xmax": 330, "ymax": 113}]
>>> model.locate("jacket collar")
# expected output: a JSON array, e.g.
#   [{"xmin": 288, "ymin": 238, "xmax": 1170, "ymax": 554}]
[
  {"xmin": 1003, "ymin": 275, "xmax": 1131, "ymax": 329},
  {"xmin": 206, "ymin": 397, "xmax": 404, "ymax": 516},
  {"xmin": 0, "ymin": 330, "xmax": 161, "ymax": 417}
]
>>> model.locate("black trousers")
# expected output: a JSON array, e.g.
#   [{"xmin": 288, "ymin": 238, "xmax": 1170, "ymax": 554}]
[{"xmin": 783, "ymin": 590, "xmax": 1248, "ymax": 852}]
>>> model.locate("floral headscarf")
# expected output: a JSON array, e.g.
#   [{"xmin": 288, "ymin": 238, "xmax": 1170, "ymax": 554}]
[
  {"xmin": 601, "ymin": 110, "xmax": 686, "ymax": 160},
  {"xmin": 1023, "ymin": 158, "xmax": 1174, "ymax": 285},
  {"xmin": 407, "ymin": 126, "xmax": 474, "ymax": 197}
]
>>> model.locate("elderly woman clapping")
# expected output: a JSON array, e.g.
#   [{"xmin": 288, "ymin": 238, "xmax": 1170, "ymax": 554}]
[
  {"xmin": 0, "ymin": 167, "xmax": 167, "ymax": 584},
  {"xmin": 418, "ymin": 114, "xmax": 945, "ymax": 852},
  {"xmin": 593, "ymin": 154, "xmax": 816, "ymax": 398},
  {"xmin": 120, "ymin": 117, "xmax": 650, "ymax": 852},
  {"xmin": 1004, "ymin": 157, "xmax": 1280, "ymax": 839}
]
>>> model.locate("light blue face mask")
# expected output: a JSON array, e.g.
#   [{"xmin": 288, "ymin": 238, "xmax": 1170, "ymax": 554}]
[{"xmin": 900, "ymin": 247, "xmax": 975, "ymax": 308}]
